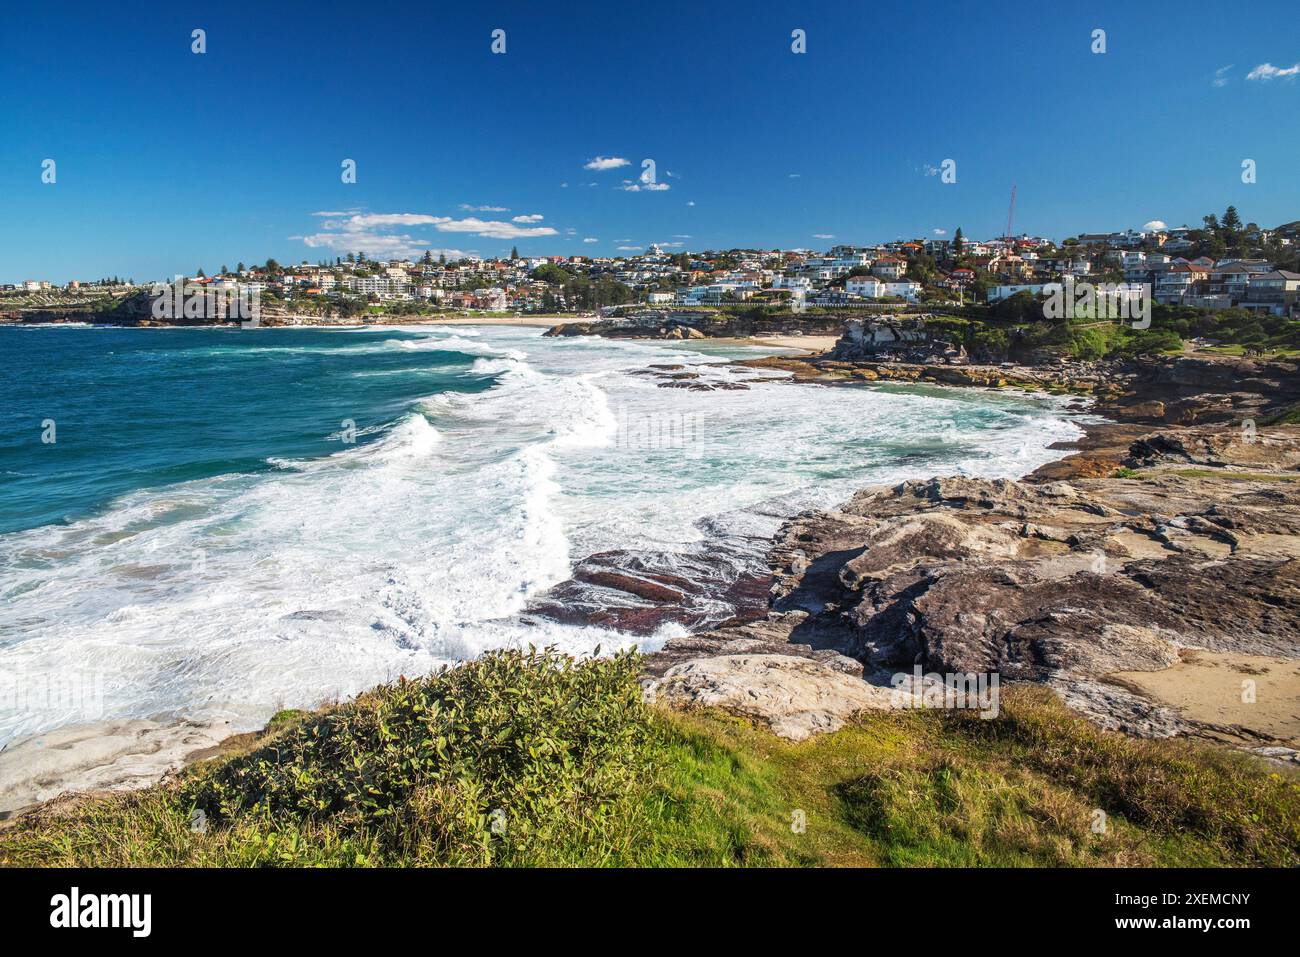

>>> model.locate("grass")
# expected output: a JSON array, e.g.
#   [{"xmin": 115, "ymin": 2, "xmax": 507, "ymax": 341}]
[
  {"xmin": 1159, "ymin": 468, "xmax": 1300, "ymax": 483},
  {"xmin": 1113, "ymin": 466, "xmax": 1300, "ymax": 484},
  {"xmin": 1, "ymin": 655, "xmax": 1296, "ymax": 868},
  {"xmin": 1263, "ymin": 404, "xmax": 1300, "ymax": 426}
]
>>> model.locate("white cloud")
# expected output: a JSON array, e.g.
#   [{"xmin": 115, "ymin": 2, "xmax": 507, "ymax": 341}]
[
  {"xmin": 434, "ymin": 217, "xmax": 558, "ymax": 240},
  {"xmin": 788, "ymin": 173, "xmax": 801, "ymax": 178},
  {"xmin": 1246, "ymin": 62, "xmax": 1300, "ymax": 81},
  {"xmin": 673, "ymin": 234, "xmax": 691, "ymax": 239},
  {"xmin": 584, "ymin": 156, "xmax": 630, "ymax": 170},
  {"xmin": 932, "ymin": 228, "xmax": 947, "ymax": 235},
  {"xmin": 321, "ymin": 213, "xmax": 446, "ymax": 229},
  {"xmin": 922, "ymin": 163, "xmax": 940, "ymax": 176},
  {"xmin": 686, "ymin": 201, "xmax": 696, "ymax": 207},
  {"xmin": 813, "ymin": 233, "xmax": 835, "ymax": 240},
  {"xmin": 511, "ymin": 214, "xmax": 545, "ymax": 223},
  {"xmin": 314, "ymin": 211, "xmax": 556, "ymax": 239},
  {"xmin": 620, "ymin": 163, "xmax": 672, "ymax": 192},
  {"xmin": 1212, "ymin": 65, "xmax": 1233, "ymax": 87},
  {"xmin": 582, "ymin": 237, "xmax": 599, "ymax": 243},
  {"xmin": 296, "ymin": 209, "xmax": 557, "ymax": 258},
  {"xmin": 559, "ymin": 182, "xmax": 569, "ymax": 188},
  {"xmin": 1142, "ymin": 220, "xmax": 1168, "ymax": 231},
  {"xmin": 459, "ymin": 204, "xmax": 509, "ymax": 212},
  {"xmin": 296, "ymin": 230, "xmax": 466, "ymax": 261},
  {"xmin": 617, "ymin": 245, "xmax": 642, "ymax": 251}
]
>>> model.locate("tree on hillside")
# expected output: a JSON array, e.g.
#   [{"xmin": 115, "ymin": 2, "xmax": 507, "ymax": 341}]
[
  {"xmin": 989, "ymin": 290, "xmax": 1041, "ymax": 322},
  {"xmin": 1220, "ymin": 206, "xmax": 1244, "ymax": 253},
  {"xmin": 197, "ymin": 268, "xmax": 206, "ymax": 278},
  {"xmin": 511, "ymin": 246, "xmax": 519, "ymax": 260},
  {"xmin": 906, "ymin": 252, "xmax": 937, "ymax": 284},
  {"xmin": 531, "ymin": 263, "xmax": 573, "ymax": 284},
  {"xmin": 237, "ymin": 262, "xmax": 246, "ymax": 273},
  {"xmin": 953, "ymin": 227, "xmax": 964, "ymax": 256}
]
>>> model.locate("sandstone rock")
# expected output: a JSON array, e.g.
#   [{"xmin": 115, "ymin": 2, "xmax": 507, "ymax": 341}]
[
  {"xmin": 646, "ymin": 654, "xmax": 893, "ymax": 740},
  {"xmin": 743, "ymin": 442, "xmax": 1300, "ymax": 738}
]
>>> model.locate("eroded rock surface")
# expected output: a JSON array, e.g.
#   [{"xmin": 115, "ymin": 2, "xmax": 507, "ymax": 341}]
[
  {"xmin": 646, "ymin": 427, "xmax": 1300, "ymax": 744},
  {"xmin": 648, "ymin": 653, "xmax": 894, "ymax": 740}
]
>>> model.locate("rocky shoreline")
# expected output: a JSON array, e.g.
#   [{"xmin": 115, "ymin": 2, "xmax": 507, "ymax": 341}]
[
  {"xmin": 5, "ymin": 331, "xmax": 1299, "ymax": 817},
  {"xmin": 641, "ymin": 335, "xmax": 1300, "ymax": 757}
]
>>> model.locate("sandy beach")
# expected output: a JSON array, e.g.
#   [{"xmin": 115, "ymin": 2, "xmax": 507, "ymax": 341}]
[
  {"xmin": 738, "ymin": 334, "xmax": 839, "ymax": 355},
  {"xmin": 1109, "ymin": 651, "xmax": 1300, "ymax": 748}
]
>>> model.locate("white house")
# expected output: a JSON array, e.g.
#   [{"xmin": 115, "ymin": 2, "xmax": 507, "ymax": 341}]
[
  {"xmin": 881, "ymin": 280, "xmax": 921, "ymax": 300},
  {"xmin": 872, "ymin": 256, "xmax": 907, "ymax": 279},
  {"xmin": 845, "ymin": 277, "xmax": 883, "ymax": 298},
  {"xmin": 987, "ymin": 283, "xmax": 1049, "ymax": 302},
  {"xmin": 845, "ymin": 277, "xmax": 920, "ymax": 300}
]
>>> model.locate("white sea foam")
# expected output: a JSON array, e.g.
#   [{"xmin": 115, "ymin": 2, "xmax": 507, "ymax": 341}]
[{"xmin": 0, "ymin": 327, "xmax": 1082, "ymax": 750}]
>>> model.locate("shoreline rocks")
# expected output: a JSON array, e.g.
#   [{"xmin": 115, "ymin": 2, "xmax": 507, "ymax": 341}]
[
  {"xmin": 644, "ymin": 337, "xmax": 1300, "ymax": 748},
  {"xmin": 646, "ymin": 436, "xmax": 1300, "ymax": 745}
]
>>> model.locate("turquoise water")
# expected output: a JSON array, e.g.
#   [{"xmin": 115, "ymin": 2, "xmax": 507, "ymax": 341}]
[
  {"xmin": 0, "ymin": 326, "xmax": 493, "ymax": 534},
  {"xmin": 0, "ymin": 324, "xmax": 1082, "ymax": 748}
]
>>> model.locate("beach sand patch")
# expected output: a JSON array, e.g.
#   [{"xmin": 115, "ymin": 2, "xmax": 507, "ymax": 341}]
[{"xmin": 1108, "ymin": 650, "xmax": 1300, "ymax": 748}]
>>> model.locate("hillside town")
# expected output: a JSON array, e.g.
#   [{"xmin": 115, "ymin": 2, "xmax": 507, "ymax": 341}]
[{"xmin": 5, "ymin": 208, "xmax": 1299, "ymax": 322}]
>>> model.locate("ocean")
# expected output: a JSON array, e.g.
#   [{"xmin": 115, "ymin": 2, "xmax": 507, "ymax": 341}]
[{"xmin": 0, "ymin": 324, "xmax": 1082, "ymax": 746}]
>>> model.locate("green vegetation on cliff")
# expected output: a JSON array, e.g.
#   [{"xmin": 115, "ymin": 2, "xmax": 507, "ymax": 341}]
[
  {"xmin": 947, "ymin": 297, "xmax": 1300, "ymax": 361},
  {"xmin": 1, "ymin": 650, "xmax": 1296, "ymax": 867}
]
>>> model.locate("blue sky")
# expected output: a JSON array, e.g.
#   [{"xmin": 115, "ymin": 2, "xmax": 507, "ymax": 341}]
[{"xmin": 2, "ymin": 0, "xmax": 1298, "ymax": 282}]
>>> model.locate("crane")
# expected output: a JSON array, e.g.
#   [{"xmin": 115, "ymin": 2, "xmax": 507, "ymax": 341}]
[{"xmin": 1004, "ymin": 184, "xmax": 1017, "ymax": 247}]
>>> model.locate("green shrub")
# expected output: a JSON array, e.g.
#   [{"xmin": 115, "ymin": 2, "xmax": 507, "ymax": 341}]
[{"xmin": 182, "ymin": 647, "xmax": 651, "ymax": 865}]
